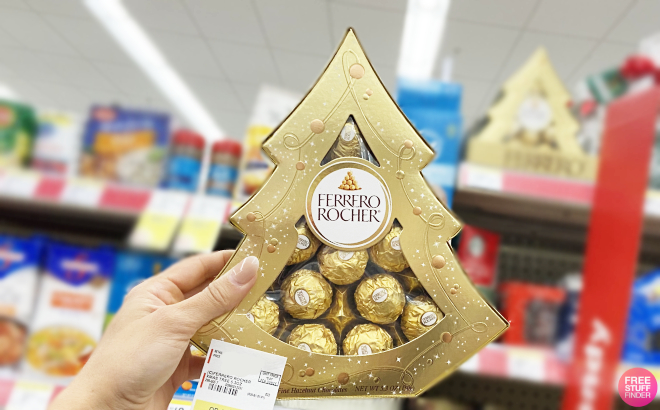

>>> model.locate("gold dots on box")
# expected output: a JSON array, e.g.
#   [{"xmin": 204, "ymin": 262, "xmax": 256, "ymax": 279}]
[
  {"xmin": 270, "ymin": 238, "xmax": 279, "ymax": 245},
  {"xmin": 246, "ymin": 212, "xmax": 256, "ymax": 222},
  {"xmin": 296, "ymin": 161, "xmax": 305, "ymax": 170},
  {"xmin": 412, "ymin": 206, "xmax": 422, "ymax": 215},
  {"xmin": 373, "ymin": 376, "xmax": 381, "ymax": 384},
  {"xmin": 431, "ymin": 255, "xmax": 446, "ymax": 269},
  {"xmin": 299, "ymin": 370, "xmax": 306, "ymax": 377},
  {"xmin": 349, "ymin": 64, "xmax": 365, "ymax": 79},
  {"xmin": 366, "ymin": 88, "xmax": 373, "ymax": 96},
  {"xmin": 363, "ymin": 94, "xmax": 369, "ymax": 100},
  {"xmin": 404, "ymin": 140, "xmax": 414, "ymax": 149},
  {"xmin": 310, "ymin": 119, "xmax": 325, "ymax": 134},
  {"xmin": 441, "ymin": 332, "xmax": 452, "ymax": 343},
  {"xmin": 395, "ymin": 170, "xmax": 405, "ymax": 179}
]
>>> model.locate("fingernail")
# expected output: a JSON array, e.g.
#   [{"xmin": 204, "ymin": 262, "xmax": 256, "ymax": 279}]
[{"xmin": 230, "ymin": 256, "xmax": 258, "ymax": 285}]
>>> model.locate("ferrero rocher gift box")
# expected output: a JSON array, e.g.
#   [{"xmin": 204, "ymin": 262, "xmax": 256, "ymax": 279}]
[
  {"xmin": 191, "ymin": 29, "xmax": 508, "ymax": 399},
  {"xmin": 466, "ymin": 48, "xmax": 598, "ymax": 180}
]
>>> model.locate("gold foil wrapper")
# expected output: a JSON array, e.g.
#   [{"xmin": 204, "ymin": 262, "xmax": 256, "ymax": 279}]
[
  {"xmin": 369, "ymin": 225, "xmax": 409, "ymax": 272},
  {"xmin": 317, "ymin": 246, "xmax": 368, "ymax": 285},
  {"xmin": 286, "ymin": 224, "xmax": 320, "ymax": 266},
  {"xmin": 282, "ymin": 269, "xmax": 333, "ymax": 319},
  {"xmin": 355, "ymin": 274, "xmax": 405, "ymax": 324},
  {"xmin": 401, "ymin": 295, "xmax": 443, "ymax": 341},
  {"xmin": 287, "ymin": 323, "xmax": 337, "ymax": 355},
  {"xmin": 330, "ymin": 121, "xmax": 362, "ymax": 160},
  {"xmin": 342, "ymin": 324, "xmax": 393, "ymax": 355},
  {"xmin": 247, "ymin": 295, "xmax": 280, "ymax": 335}
]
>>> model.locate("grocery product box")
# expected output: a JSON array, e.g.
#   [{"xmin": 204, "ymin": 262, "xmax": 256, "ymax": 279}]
[
  {"xmin": 0, "ymin": 235, "xmax": 45, "ymax": 375},
  {"xmin": 22, "ymin": 243, "xmax": 114, "ymax": 384},
  {"xmin": 191, "ymin": 29, "xmax": 507, "ymax": 399}
]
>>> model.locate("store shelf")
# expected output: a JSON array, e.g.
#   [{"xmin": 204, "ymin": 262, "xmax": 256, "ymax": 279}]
[
  {"xmin": 457, "ymin": 344, "xmax": 660, "ymax": 400},
  {"xmin": 455, "ymin": 163, "xmax": 660, "ymax": 249}
]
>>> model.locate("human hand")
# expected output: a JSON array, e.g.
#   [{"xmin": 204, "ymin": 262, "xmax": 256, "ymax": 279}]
[{"xmin": 51, "ymin": 251, "xmax": 258, "ymax": 410}]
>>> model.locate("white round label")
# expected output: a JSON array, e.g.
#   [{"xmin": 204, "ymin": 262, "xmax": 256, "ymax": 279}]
[
  {"xmin": 298, "ymin": 343, "xmax": 312, "ymax": 352},
  {"xmin": 372, "ymin": 288, "xmax": 388, "ymax": 303},
  {"xmin": 358, "ymin": 344, "xmax": 372, "ymax": 355},
  {"xmin": 294, "ymin": 289, "xmax": 310, "ymax": 306},
  {"xmin": 390, "ymin": 236, "xmax": 401, "ymax": 250},
  {"xmin": 246, "ymin": 312, "xmax": 255, "ymax": 322},
  {"xmin": 297, "ymin": 235, "xmax": 310, "ymax": 250},
  {"xmin": 421, "ymin": 311, "xmax": 438, "ymax": 327},
  {"xmin": 306, "ymin": 162, "xmax": 392, "ymax": 250},
  {"xmin": 337, "ymin": 251, "xmax": 354, "ymax": 261},
  {"xmin": 517, "ymin": 95, "xmax": 552, "ymax": 132},
  {"xmin": 341, "ymin": 124, "xmax": 356, "ymax": 141}
]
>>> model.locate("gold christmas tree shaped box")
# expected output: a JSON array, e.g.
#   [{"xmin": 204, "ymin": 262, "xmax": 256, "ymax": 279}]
[
  {"xmin": 191, "ymin": 29, "xmax": 508, "ymax": 398},
  {"xmin": 466, "ymin": 48, "xmax": 598, "ymax": 179}
]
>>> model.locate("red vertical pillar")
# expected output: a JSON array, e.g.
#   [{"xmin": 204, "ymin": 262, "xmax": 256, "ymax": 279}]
[{"xmin": 561, "ymin": 87, "xmax": 660, "ymax": 410}]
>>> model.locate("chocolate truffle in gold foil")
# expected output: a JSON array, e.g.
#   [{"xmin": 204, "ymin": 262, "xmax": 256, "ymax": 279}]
[
  {"xmin": 342, "ymin": 324, "xmax": 393, "ymax": 355},
  {"xmin": 282, "ymin": 269, "xmax": 333, "ymax": 319},
  {"xmin": 317, "ymin": 246, "xmax": 368, "ymax": 285},
  {"xmin": 369, "ymin": 225, "xmax": 409, "ymax": 272},
  {"xmin": 355, "ymin": 274, "xmax": 405, "ymax": 324},
  {"xmin": 401, "ymin": 295, "xmax": 443, "ymax": 341},
  {"xmin": 287, "ymin": 324, "xmax": 337, "ymax": 355},
  {"xmin": 247, "ymin": 295, "xmax": 280, "ymax": 335},
  {"xmin": 329, "ymin": 120, "xmax": 362, "ymax": 160},
  {"xmin": 286, "ymin": 223, "xmax": 321, "ymax": 266}
]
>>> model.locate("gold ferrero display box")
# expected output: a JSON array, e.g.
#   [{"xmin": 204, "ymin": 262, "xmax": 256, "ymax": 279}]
[
  {"xmin": 466, "ymin": 48, "xmax": 598, "ymax": 180},
  {"xmin": 191, "ymin": 29, "xmax": 508, "ymax": 399}
]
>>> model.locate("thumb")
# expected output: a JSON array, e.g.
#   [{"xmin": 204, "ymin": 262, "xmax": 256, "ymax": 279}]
[{"xmin": 175, "ymin": 256, "xmax": 259, "ymax": 331}]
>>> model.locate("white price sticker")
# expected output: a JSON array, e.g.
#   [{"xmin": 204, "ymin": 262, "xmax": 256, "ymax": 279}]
[
  {"xmin": 6, "ymin": 380, "xmax": 54, "ymax": 410},
  {"xmin": 0, "ymin": 170, "xmax": 39, "ymax": 198},
  {"xmin": 60, "ymin": 179, "xmax": 103, "ymax": 207},
  {"xmin": 191, "ymin": 340, "xmax": 287, "ymax": 410}
]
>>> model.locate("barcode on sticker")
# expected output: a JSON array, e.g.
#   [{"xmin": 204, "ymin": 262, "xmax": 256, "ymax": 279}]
[{"xmin": 207, "ymin": 383, "xmax": 238, "ymax": 396}]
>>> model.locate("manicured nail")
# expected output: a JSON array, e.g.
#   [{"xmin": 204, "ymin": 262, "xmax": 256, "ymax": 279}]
[{"xmin": 231, "ymin": 256, "xmax": 259, "ymax": 285}]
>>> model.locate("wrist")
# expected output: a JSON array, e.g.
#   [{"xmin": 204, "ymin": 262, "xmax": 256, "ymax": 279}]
[{"xmin": 51, "ymin": 375, "xmax": 115, "ymax": 410}]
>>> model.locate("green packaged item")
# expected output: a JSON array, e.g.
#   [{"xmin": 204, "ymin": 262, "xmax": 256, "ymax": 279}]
[{"xmin": 0, "ymin": 100, "xmax": 38, "ymax": 167}]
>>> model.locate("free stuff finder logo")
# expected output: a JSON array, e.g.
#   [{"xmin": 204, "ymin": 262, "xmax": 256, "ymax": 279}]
[{"xmin": 618, "ymin": 368, "xmax": 658, "ymax": 407}]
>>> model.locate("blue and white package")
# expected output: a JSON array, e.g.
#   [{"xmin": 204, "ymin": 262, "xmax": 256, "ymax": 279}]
[
  {"xmin": 0, "ymin": 235, "xmax": 45, "ymax": 368},
  {"xmin": 24, "ymin": 243, "xmax": 115, "ymax": 382},
  {"xmin": 80, "ymin": 105, "xmax": 170, "ymax": 187},
  {"xmin": 397, "ymin": 80, "xmax": 463, "ymax": 206},
  {"xmin": 622, "ymin": 269, "xmax": 660, "ymax": 366},
  {"xmin": 106, "ymin": 252, "xmax": 177, "ymax": 327}
]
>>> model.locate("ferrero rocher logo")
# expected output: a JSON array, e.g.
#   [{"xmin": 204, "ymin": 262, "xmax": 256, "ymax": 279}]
[
  {"xmin": 338, "ymin": 171, "xmax": 361, "ymax": 191},
  {"xmin": 306, "ymin": 160, "xmax": 392, "ymax": 250}
]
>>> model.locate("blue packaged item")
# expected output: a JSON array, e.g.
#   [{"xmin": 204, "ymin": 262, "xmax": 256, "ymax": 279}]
[
  {"xmin": 207, "ymin": 140, "xmax": 242, "ymax": 198},
  {"xmin": 106, "ymin": 252, "xmax": 177, "ymax": 327},
  {"xmin": 165, "ymin": 130, "xmax": 205, "ymax": 192},
  {"xmin": 0, "ymin": 235, "xmax": 46, "ymax": 368},
  {"xmin": 172, "ymin": 380, "xmax": 198, "ymax": 406},
  {"xmin": 623, "ymin": 269, "xmax": 660, "ymax": 365},
  {"xmin": 24, "ymin": 243, "xmax": 115, "ymax": 382},
  {"xmin": 80, "ymin": 105, "xmax": 170, "ymax": 187},
  {"xmin": 397, "ymin": 80, "xmax": 463, "ymax": 206}
]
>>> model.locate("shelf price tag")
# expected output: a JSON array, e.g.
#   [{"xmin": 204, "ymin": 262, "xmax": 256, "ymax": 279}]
[
  {"xmin": 0, "ymin": 169, "xmax": 39, "ymax": 198},
  {"xmin": 191, "ymin": 340, "xmax": 286, "ymax": 410},
  {"xmin": 172, "ymin": 195, "xmax": 230, "ymax": 254},
  {"xmin": 60, "ymin": 178, "xmax": 104, "ymax": 207},
  {"xmin": 6, "ymin": 380, "xmax": 54, "ymax": 410},
  {"xmin": 129, "ymin": 190, "xmax": 190, "ymax": 251},
  {"xmin": 168, "ymin": 399, "xmax": 192, "ymax": 410}
]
